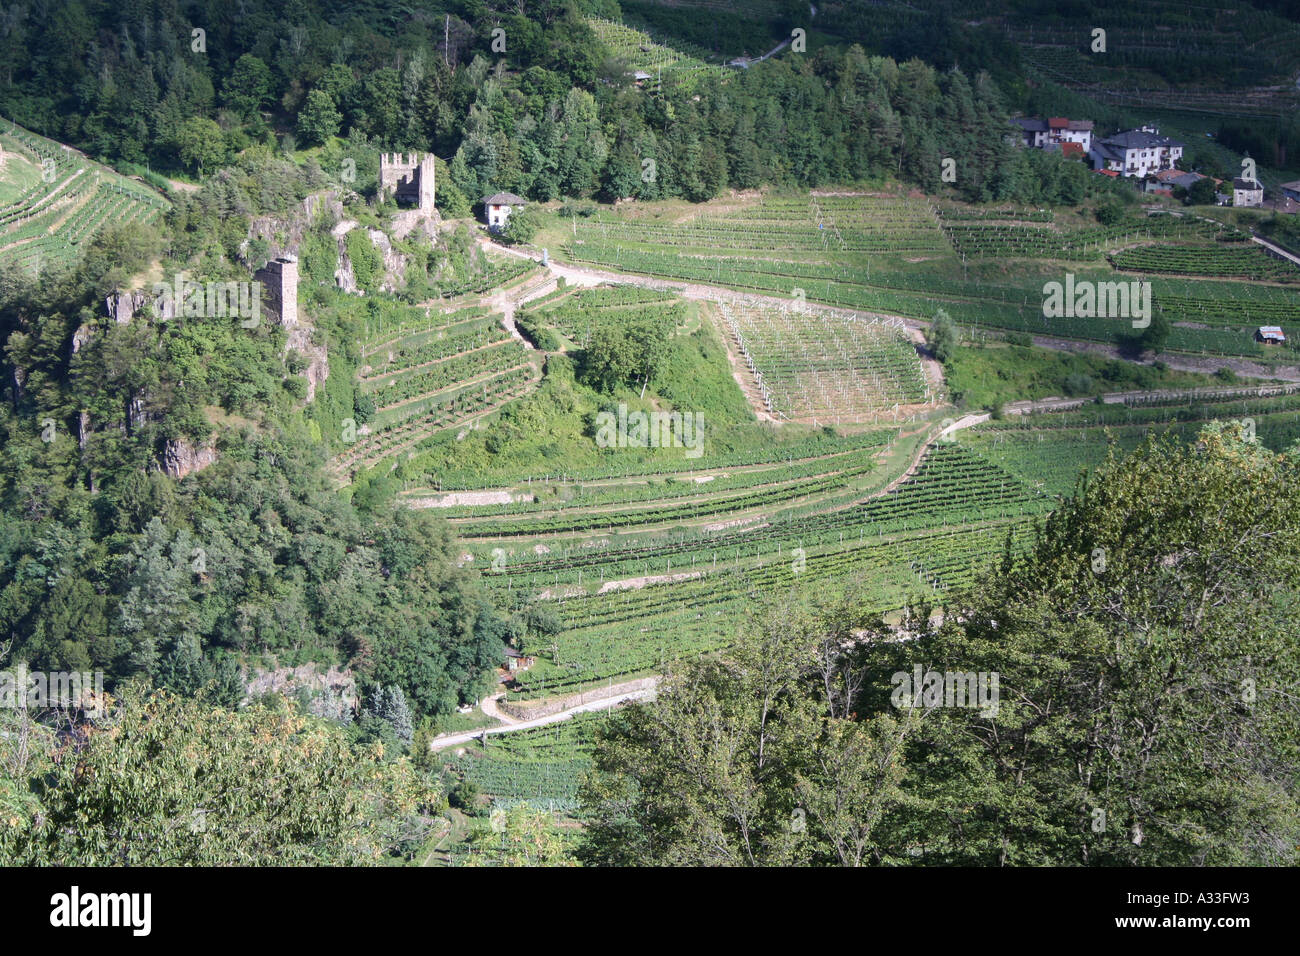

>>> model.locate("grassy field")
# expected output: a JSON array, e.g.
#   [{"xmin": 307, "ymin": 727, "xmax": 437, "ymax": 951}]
[{"xmin": 944, "ymin": 341, "xmax": 1221, "ymax": 410}]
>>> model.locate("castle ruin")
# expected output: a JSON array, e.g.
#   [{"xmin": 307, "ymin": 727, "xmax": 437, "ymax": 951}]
[
  {"xmin": 254, "ymin": 255, "xmax": 299, "ymax": 327},
  {"xmin": 379, "ymin": 152, "xmax": 436, "ymax": 214}
]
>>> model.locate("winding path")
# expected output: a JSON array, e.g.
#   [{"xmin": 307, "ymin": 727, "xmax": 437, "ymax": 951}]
[{"xmin": 429, "ymin": 681, "xmax": 658, "ymax": 752}]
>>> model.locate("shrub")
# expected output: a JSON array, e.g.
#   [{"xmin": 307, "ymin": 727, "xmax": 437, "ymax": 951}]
[{"xmin": 1063, "ymin": 373, "xmax": 1094, "ymax": 396}]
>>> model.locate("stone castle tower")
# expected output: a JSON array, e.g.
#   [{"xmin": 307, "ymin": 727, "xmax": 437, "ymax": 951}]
[
  {"xmin": 254, "ymin": 255, "xmax": 298, "ymax": 326},
  {"xmin": 379, "ymin": 152, "xmax": 435, "ymax": 214}
]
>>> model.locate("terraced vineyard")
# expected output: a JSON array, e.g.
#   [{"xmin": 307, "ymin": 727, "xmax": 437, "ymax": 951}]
[
  {"xmin": 331, "ymin": 296, "xmax": 543, "ymax": 479},
  {"xmin": 717, "ymin": 299, "xmax": 930, "ymax": 423},
  {"xmin": 1111, "ymin": 243, "xmax": 1300, "ymax": 282},
  {"xmin": 516, "ymin": 283, "xmax": 683, "ymax": 349},
  {"xmin": 939, "ymin": 208, "xmax": 1241, "ymax": 261},
  {"xmin": 0, "ymin": 121, "xmax": 168, "ymax": 275},
  {"xmin": 1006, "ymin": 1, "xmax": 1300, "ymax": 119},
  {"xmin": 586, "ymin": 16, "xmax": 726, "ymax": 90},
  {"xmin": 558, "ymin": 190, "xmax": 1291, "ymax": 358},
  {"xmin": 404, "ymin": 188, "xmax": 1300, "ymax": 814},
  {"xmin": 466, "ymin": 438, "xmax": 1053, "ymax": 696},
  {"xmin": 447, "ymin": 713, "xmax": 606, "ymax": 810},
  {"xmin": 576, "ymin": 193, "xmax": 950, "ymax": 255}
]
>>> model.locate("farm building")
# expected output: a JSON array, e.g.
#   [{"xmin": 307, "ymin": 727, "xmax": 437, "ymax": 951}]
[
  {"xmin": 1256, "ymin": 326, "xmax": 1287, "ymax": 345},
  {"xmin": 1090, "ymin": 127, "xmax": 1184, "ymax": 177},
  {"xmin": 1233, "ymin": 178, "xmax": 1264, "ymax": 207},
  {"xmin": 1281, "ymin": 181, "xmax": 1300, "ymax": 203},
  {"xmin": 482, "ymin": 192, "xmax": 527, "ymax": 232}
]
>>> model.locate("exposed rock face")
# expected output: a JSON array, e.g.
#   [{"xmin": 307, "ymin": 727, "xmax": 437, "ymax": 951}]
[
  {"xmin": 243, "ymin": 663, "xmax": 357, "ymax": 721},
  {"xmin": 104, "ymin": 288, "xmax": 175, "ymax": 324},
  {"xmin": 287, "ymin": 319, "xmax": 329, "ymax": 403},
  {"xmin": 247, "ymin": 190, "xmax": 344, "ymax": 262},
  {"xmin": 390, "ymin": 207, "xmax": 441, "ymax": 241},
  {"xmin": 333, "ymin": 221, "xmax": 410, "ymax": 293},
  {"xmin": 162, "ymin": 436, "xmax": 218, "ymax": 480},
  {"xmin": 367, "ymin": 227, "xmax": 409, "ymax": 293},
  {"xmin": 332, "ymin": 219, "xmax": 359, "ymax": 293},
  {"xmin": 71, "ymin": 323, "xmax": 95, "ymax": 356}
]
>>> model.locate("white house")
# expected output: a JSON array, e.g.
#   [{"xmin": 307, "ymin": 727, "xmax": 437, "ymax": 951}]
[
  {"xmin": 1090, "ymin": 127, "xmax": 1184, "ymax": 178},
  {"xmin": 482, "ymin": 192, "xmax": 527, "ymax": 232},
  {"xmin": 1011, "ymin": 117, "xmax": 1093, "ymax": 155},
  {"xmin": 1233, "ymin": 177, "xmax": 1263, "ymax": 208}
]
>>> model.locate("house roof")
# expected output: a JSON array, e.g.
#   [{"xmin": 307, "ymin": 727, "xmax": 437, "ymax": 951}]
[
  {"xmin": 1280, "ymin": 180, "xmax": 1300, "ymax": 192},
  {"xmin": 1258, "ymin": 326, "xmax": 1286, "ymax": 338},
  {"xmin": 1015, "ymin": 116, "xmax": 1092, "ymax": 133},
  {"xmin": 1093, "ymin": 142, "xmax": 1126, "ymax": 162},
  {"xmin": 1100, "ymin": 129, "xmax": 1185, "ymax": 151},
  {"xmin": 482, "ymin": 192, "xmax": 527, "ymax": 206},
  {"xmin": 1233, "ymin": 178, "xmax": 1262, "ymax": 191},
  {"xmin": 503, "ymin": 646, "xmax": 528, "ymax": 659}
]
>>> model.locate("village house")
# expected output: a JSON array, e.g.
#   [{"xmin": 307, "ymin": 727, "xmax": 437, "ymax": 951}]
[
  {"xmin": 1233, "ymin": 177, "xmax": 1264, "ymax": 208},
  {"xmin": 1011, "ymin": 117, "xmax": 1094, "ymax": 155},
  {"xmin": 482, "ymin": 191, "xmax": 527, "ymax": 233},
  {"xmin": 1256, "ymin": 326, "xmax": 1287, "ymax": 346},
  {"xmin": 1090, "ymin": 127, "xmax": 1184, "ymax": 177}
]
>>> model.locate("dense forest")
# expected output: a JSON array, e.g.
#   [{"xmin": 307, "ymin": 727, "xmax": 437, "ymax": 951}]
[
  {"xmin": 0, "ymin": 155, "xmax": 507, "ymax": 724},
  {"xmin": 0, "ymin": 0, "xmax": 1133, "ymax": 208}
]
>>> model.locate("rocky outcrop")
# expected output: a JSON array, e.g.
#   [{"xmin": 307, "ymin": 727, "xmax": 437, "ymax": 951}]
[
  {"xmin": 332, "ymin": 219, "xmax": 359, "ymax": 293},
  {"xmin": 71, "ymin": 323, "xmax": 95, "ymax": 355},
  {"xmin": 331, "ymin": 219, "xmax": 415, "ymax": 294},
  {"xmin": 367, "ymin": 227, "xmax": 409, "ymax": 293},
  {"xmin": 162, "ymin": 436, "xmax": 218, "ymax": 480},
  {"xmin": 243, "ymin": 663, "xmax": 357, "ymax": 721},
  {"xmin": 390, "ymin": 207, "xmax": 441, "ymax": 241},
  {"xmin": 246, "ymin": 189, "xmax": 345, "ymax": 263},
  {"xmin": 287, "ymin": 321, "xmax": 329, "ymax": 403},
  {"xmin": 104, "ymin": 288, "xmax": 175, "ymax": 324}
]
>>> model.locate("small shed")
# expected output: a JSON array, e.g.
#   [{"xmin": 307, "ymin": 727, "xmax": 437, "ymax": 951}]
[
  {"xmin": 1256, "ymin": 326, "xmax": 1286, "ymax": 345},
  {"xmin": 503, "ymin": 646, "xmax": 535, "ymax": 672},
  {"xmin": 482, "ymin": 192, "xmax": 527, "ymax": 232}
]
